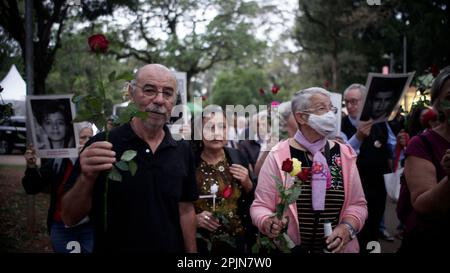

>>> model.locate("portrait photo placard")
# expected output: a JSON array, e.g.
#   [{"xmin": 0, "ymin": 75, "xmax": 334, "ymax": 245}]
[
  {"xmin": 358, "ymin": 72, "xmax": 415, "ymax": 124},
  {"xmin": 330, "ymin": 92, "xmax": 343, "ymax": 137},
  {"xmin": 26, "ymin": 94, "xmax": 79, "ymax": 158}
]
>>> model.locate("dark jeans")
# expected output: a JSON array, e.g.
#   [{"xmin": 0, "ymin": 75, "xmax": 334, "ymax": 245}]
[{"xmin": 50, "ymin": 221, "xmax": 94, "ymax": 253}]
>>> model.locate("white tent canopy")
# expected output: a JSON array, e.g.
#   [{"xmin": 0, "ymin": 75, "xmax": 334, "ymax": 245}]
[{"xmin": 0, "ymin": 65, "xmax": 26, "ymax": 116}]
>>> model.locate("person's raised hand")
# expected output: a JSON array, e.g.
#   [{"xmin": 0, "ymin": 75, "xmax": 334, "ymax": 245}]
[
  {"xmin": 24, "ymin": 144, "xmax": 37, "ymax": 168},
  {"xmin": 79, "ymin": 141, "xmax": 116, "ymax": 182},
  {"xmin": 356, "ymin": 119, "xmax": 373, "ymax": 141}
]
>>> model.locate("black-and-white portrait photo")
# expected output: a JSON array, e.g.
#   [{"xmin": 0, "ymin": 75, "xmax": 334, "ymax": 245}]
[
  {"xmin": 358, "ymin": 72, "xmax": 414, "ymax": 123},
  {"xmin": 27, "ymin": 95, "xmax": 79, "ymax": 158}
]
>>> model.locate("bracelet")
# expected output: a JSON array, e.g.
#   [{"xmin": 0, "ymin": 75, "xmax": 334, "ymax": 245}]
[{"xmin": 340, "ymin": 221, "xmax": 357, "ymax": 240}]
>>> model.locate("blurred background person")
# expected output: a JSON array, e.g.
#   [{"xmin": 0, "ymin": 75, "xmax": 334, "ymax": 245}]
[
  {"xmin": 239, "ymin": 110, "xmax": 270, "ymax": 172},
  {"xmin": 253, "ymin": 101, "xmax": 297, "ymax": 176},
  {"xmin": 400, "ymin": 66, "xmax": 450, "ymax": 253},
  {"xmin": 340, "ymin": 83, "xmax": 394, "ymax": 251}
]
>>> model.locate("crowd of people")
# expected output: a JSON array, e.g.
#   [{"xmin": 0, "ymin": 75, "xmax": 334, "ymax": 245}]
[{"xmin": 22, "ymin": 63, "xmax": 450, "ymax": 253}]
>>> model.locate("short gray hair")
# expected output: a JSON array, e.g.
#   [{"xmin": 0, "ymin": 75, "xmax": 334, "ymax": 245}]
[
  {"xmin": 278, "ymin": 101, "xmax": 292, "ymax": 129},
  {"xmin": 74, "ymin": 122, "xmax": 93, "ymax": 134},
  {"xmin": 343, "ymin": 83, "xmax": 366, "ymax": 98},
  {"xmin": 291, "ymin": 87, "xmax": 331, "ymax": 114}
]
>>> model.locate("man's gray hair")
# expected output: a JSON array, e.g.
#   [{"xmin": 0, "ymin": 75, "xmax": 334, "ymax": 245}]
[
  {"xmin": 291, "ymin": 87, "xmax": 331, "ymax": 114},
  {"xmin": 343, "ymin": 83, "xmax": 366, "ymax": 98}
]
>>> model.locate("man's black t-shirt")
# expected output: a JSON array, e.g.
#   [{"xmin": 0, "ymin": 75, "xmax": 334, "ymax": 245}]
[{"xmin": 65, "ymin": 123, "xmax": 198, "ymax": 253}]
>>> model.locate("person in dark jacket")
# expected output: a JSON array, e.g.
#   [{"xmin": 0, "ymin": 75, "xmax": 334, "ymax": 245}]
[{"xmin": 22, "ymin": 122, "xmax": 94, "ymax": 253}]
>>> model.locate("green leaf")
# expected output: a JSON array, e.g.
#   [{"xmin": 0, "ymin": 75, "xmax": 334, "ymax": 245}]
[
  {"xmin": 108, "ymin": 166, "xmax": 122, "ymax": 182},
  {"xmin": 73, "ymin": 110, "xmax": 96, "ymax": 123},
  {"xmin": 117, "ymin": 102, "xmax": 149, "ymax": 125},
  {"xmin": 276, "ymin": 203, "xmax": 285, "ymax": 218},
  {"xmin": 87, "ymin": 96, "xmax": 104, "ymax": 112},
  {"xmin": 115, "ymin": 71, "xmax": 134, "ymax": 81},
  {"xmin": 129, "ymin": 160, "xmax": 137, "ymax": 176},
  {"xmin": 115, "ymin": 160, "xmax": 129, "ymax": 171},
  {"xmin": 108, "ymin": 71, "xmax": 116, "ymax": 83},
  {"xmin": 251, "ymin": 243, "xmax": 259, "ymax": 254},
  {"xmin": 121, "ymin": 150, "xmax": 137, "ymax": 161},
  {"xmin": 286, "ymin": 186, "xmax": 302, "ymax": 204}
]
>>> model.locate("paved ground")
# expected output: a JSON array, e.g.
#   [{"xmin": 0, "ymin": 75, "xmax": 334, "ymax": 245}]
[
  {"xmin": 0, "ymin": 154, "xmax": 28, "ymax": 166},
  {"xmin": 379, "ymin": 198, "xmax": 402, "ymax": 253}
]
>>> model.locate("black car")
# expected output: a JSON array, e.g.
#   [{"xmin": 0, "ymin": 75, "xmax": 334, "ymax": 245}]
[{"xmin": 0, "ymin": 116, "xmax": 26, "ymax": 154}]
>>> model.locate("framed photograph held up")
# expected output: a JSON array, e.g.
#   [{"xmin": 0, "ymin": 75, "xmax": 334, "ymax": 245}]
[
  {"xmin": 26, "ymin": 94, "xmax": 79, "ymax": 158},
  {"xmin": 358, "ymin": 72, "xmax": 415, "ymax": 124}
]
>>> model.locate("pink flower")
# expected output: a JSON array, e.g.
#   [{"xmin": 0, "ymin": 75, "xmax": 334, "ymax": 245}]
[
  {"xmin": 334, "ymin": 156, "xmax": 342, "ymax": 167},
  {"xmin": 271, "ymin": 101, "xmax": 280, "ymax": 107}
]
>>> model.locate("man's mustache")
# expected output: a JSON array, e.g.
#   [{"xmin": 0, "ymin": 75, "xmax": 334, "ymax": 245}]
[{"xmin": 145, "ymin": 105, "xmax": 167, "ymax": 115}]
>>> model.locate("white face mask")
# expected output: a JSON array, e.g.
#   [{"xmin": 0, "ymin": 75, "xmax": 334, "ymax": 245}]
[{"xmin": 307, "ymin": 111, "xmax": 337, "ymax": 139}]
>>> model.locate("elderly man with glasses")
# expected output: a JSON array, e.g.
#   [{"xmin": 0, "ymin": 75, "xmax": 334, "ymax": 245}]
[
  {"xmin": 341, "ymin": 83, "xmax": 397, "ymax": 251},
  {"xmin": 62, "ymin": 64, "xmax": 198, "ymax": 253}
]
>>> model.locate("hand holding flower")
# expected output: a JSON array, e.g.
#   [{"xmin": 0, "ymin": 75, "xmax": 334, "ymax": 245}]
[
  {"xmin": 196, "ymin": 211, "xmax": 221, "ymax": 232},
  {"xmin": 262, "ymin": 216, "xmax": 288, "ymax": 239}
]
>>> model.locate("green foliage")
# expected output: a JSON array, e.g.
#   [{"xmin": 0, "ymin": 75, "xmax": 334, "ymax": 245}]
[
  {"xmin": 120, "ymin": 150, "xmax": 137, "ymax": 161},
  {"xmin": 129, "ymin": 160, "xmax": 137, "ymax": 176},
  {"xmin": 117, "ymin": 102, "xmax": 148, "ymax": 125},
  {"xmin": 0, "ymin": 102, "xmax": 13, "ymax": 123},
  {"xmin": 108, "ymin": 166, "xmax": 122, "ymax": 182},
  {"xmin": 110, "ymin": 0, "xmax": 268, "ymax": 98},
  {"xmin": 211, "ymin": 68, "xmax": 276, "ymax": 107}
]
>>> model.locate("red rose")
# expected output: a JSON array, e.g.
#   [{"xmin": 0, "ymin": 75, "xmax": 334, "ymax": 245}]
[
  {"xmin": 296, "ymin": 168, "xmax": 307, "ymax": 182},
  {"xmin": 259, "ymin": 88, "xmax": 265, "ymax": 95},
  {"xmin": 201, "ymin": 95, "xmax": 207, "ymax": 101},
  {"xmin": 431, "ymin": 64, "xmax": 439, "ymax": 78},
  {"xmin": 281, "ymin": 158, "xmax": 294, "ymax": 173},
  {"xmin": 88, "ymin": 34, "xmax": 109, "ymax": 53},
  {"xmin": 222, "ymin": 184, "xmax": 233, "ymax": 199},
  {"xmin": 323, "ymin": 80, "xmax": 330, "ymax": 89},
  {"xmin": 271, "ymin": 84, "xmax": 280, "ymax": 94}
]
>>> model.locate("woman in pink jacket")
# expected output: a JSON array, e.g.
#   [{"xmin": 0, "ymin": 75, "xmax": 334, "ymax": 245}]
[{"xmin": 251, "ymin": 87, "xmax": 367, "ymax": 253}]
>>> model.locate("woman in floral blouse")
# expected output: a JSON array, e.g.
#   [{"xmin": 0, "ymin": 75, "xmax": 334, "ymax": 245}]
[{"xmin": 191, "ymin": 106, "xmax": 256, "ymax": 253}]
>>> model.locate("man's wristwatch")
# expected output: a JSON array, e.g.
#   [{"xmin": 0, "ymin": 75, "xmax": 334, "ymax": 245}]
[{"xmin": 340, "ymin": 221, "xmax": 357, "ymax": 240}]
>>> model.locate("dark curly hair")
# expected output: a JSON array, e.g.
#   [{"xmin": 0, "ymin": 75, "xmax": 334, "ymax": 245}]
[{"xmin": 34, "ymin": 99, "xmax": 74, "ymax": 149}]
